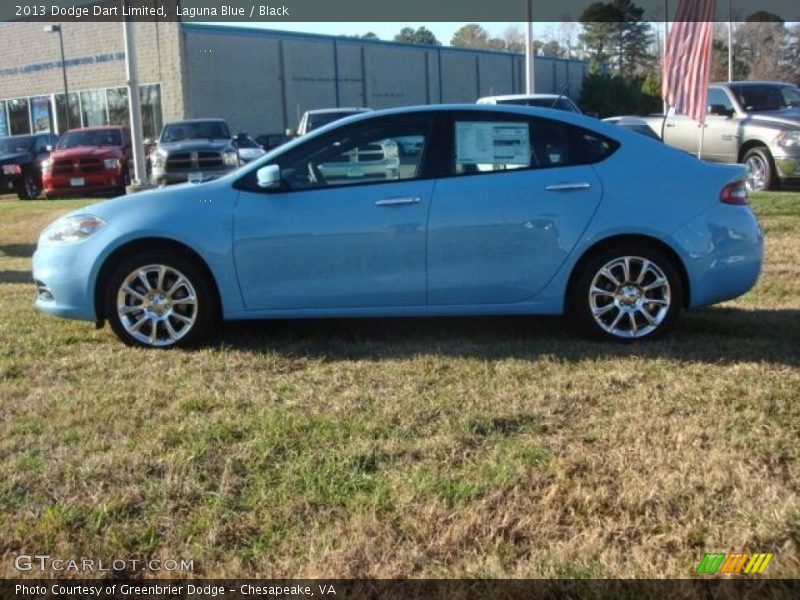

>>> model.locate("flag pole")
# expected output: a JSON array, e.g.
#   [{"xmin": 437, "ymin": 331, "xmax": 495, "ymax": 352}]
[{"xmin": 663, "ymin": 0, "xmax": 669, "ymax": 113}]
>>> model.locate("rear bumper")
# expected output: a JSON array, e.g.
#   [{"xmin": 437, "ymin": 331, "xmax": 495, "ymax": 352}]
[
  {"xmin": 673, "ymin": 204, "xmax": 764, "ymax": 308},
  {"xmin": 44, "ymin": 170, "xmax": 124, "ymax": 195}
]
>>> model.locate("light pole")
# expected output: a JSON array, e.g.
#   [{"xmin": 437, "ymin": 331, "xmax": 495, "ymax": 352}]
[
  {"xmin": 525, "ymin": 0, "xmax": 535, "ymax": 94},
  {"xmin": 123, "ymin": 7, "xmax": 149, "ymax": 191},
  {"xmin": 43, "ymin": 24, "xmax": 70, "ymax": 132}
]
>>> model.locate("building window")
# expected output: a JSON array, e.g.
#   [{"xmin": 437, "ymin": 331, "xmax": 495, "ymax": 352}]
[
  {"xmin": 31, "ymin": 96, "xmax": 53, "ymax": 132},
  {"xmin": 7, "ymin": 98, "xmax": 31, "ymax": 135},
  {"xmin": 107, "ymin": 87, "xmax": 130, "ymax": 127},
  {"xmin": 80, "ymin": 89, "xmax": 108, "ymax": 127},
  {"xmin": 0, "ymin": 101, "xmax": 7, "ymax": 136},
  {"xmin": 139, "ymin": 84, "xmax": 163, "ymax": 141},
  {"xmin": 55, "ymin": 93, "xmax": 81, "ymax": 134}
]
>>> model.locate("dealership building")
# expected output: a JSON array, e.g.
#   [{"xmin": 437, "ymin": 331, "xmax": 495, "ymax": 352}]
[{"xmin": 0, "ymin": 19, "xmax": 588, "ymax": 140}]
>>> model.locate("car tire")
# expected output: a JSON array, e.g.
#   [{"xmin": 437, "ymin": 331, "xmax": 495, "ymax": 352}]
[
  {"xmin": 743, "ymin": 146, "xmax": 778, "ymax": 192},
  {"xmin": 571, "ymin": 244, "xmax": 683, "ymax": 342},
  {"xmin": 104, "ymin": 250, "xmax": 218, "ymax": 349},
  {"xmin": 17, "ymin": 171, "xmax": 42, "ymax": 200}
]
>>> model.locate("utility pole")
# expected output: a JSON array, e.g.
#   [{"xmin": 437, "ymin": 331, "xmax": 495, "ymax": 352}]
[
  {"xmin": 728, "ymin": 0, "xmax": 734, "ymax": 81},
  {"xmin": 525, "ymin": 0, "xmax": 535, "ymax": 94},
  {"xmin": 123, "ymin": 6, "xmax": 149, "ymax": 191}
]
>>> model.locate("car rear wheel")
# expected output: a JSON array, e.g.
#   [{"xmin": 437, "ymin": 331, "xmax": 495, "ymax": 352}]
[
  {"xmin": 572, "ymin": 245, "xmax": 683, "ymax": 341},
  {"xmin": 743, "ymin": 147, "xmax": 777, "ymax": 192},
  {"xmin": 105, "ymin": 252, "xmax": 217, "ymax": 348},
  {"xmin": 17, "ymin": 171, "xmax": 41, "ymax": 200}
]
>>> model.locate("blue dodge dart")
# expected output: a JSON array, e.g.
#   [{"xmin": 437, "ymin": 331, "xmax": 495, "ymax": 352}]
[{"xmin": 32, "ymin": 105, "xmax": 763, "ymax": 348}]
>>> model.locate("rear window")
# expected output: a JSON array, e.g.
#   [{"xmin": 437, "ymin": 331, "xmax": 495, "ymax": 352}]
[{"xmin": 452, "ymin": 115, "xmax": 618, "ymax": 175}]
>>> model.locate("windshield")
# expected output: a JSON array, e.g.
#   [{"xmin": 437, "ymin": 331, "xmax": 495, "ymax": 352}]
[
  {"xmin": 161, "ymin": 121, "xmax": 231, "ymax": 143},
  {"xmin": 0, "ymin": 136, "xmax": 34, "ymax": 153},
  {"xmin": 730, "ymin": 85, "xmax": 800, "ymax": 112},
  {"xmin": 58, "ymin": 129, "xmax": 121, "ymax": 149},
  {"xmin": 497, "ymin": 97, "xmax": 580, "ymax": 112},
  {"xmin": 307, "ymin": 112, "xmax": 362, "ymax": 132}
]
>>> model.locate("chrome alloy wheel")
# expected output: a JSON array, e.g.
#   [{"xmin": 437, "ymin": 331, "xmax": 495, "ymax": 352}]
[
  {"xmin": 116, "ymin": 264, "xmax": 198, "ymax": 347},
  {"xmin": 588, "ymin": 256, "xmax": 671, "ymax": 339},
  {"xmin": 745, "ymin": 154, "xmax": 768, "ymax": 192}
]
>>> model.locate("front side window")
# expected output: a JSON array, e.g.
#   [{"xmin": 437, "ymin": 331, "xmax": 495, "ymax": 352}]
[
  {"xmin": 452, "ymin": 114, "xmax": 617, "ymax": 175},
  {"xmin": 277, "ymin": 116, "xmax": 433, "ymax": 190}
]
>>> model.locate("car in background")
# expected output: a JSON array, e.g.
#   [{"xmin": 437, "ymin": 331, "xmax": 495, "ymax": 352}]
[
  {"xmin": 149, "ymin": 119, "xmax": 239, "ymax": 186},
  {"xmin": 636, "ymin": 81, "xmax": 800, "ymax": 191},
  {"xmin": 603, "ymin": 116, "xmax": 662, "ymax": 141},
  {"xmin": 43, "ymin": 127, "xmax": 132, "ymax": 198},
  {"xmin": 255, "ymin": 133, "xmax": 291, "ymax": 152},
  {"xmin": 33, "ymin": 105, "xmax": 763, "ymax": 348},
  {"xmin": 234, "ymin": 134, "xmax": 267, "ymax": 164},
  {"xmin": 477, "ymin": 94, "xmax": 584, "ymax": 114},
  {"xmin": 294, "ymin": 108, "xmax": 372, "ymax": 136},
  {"xmin": 0, "ymin": 132, "xmax": 59, "ymax": 199}
]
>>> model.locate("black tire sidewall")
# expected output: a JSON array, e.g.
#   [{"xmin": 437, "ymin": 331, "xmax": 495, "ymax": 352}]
[
  {"xmin": 571, "ymin": 244, "xmax": 683, "ymax": 342},
  {"xmin": 104, "ymin": 251, "xmax": 217, "ymax": 348}
]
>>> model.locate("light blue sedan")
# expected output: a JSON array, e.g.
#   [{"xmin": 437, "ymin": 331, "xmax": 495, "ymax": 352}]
[{"xmin": 32, "ymin": 105, "xmax": 763, "ymax": 348}]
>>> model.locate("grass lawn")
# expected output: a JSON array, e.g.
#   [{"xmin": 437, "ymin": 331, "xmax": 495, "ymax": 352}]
[{"xmin": 0, "ymin": 192, "xmax": 798, "ymax": 579}]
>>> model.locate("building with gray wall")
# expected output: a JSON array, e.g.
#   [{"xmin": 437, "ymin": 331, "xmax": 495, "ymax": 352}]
[{"xmin": 0, "ymin": 20, "xmax": 588, "ymax": 140}]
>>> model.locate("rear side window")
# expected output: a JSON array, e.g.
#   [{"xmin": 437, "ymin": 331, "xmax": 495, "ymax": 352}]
[{"xmin": 452, "ymin": 114, "xmax": 618, "ymax": 175}]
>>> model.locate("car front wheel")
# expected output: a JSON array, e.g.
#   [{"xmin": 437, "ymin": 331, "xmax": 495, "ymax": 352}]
[
  {"xmin": 105, "ymin": 252, "xmax": 217, "ymax": 348},
  {"xmin": 743, "ymin": 147, "xmax": 777, "ymax": 192},
  {"xmin": 572, "ymin": 245, "xmax": 683, "ymax": 341},
  {"xmin": 17, "ymin": 171, "xmax": 42, "ymax": 200}
]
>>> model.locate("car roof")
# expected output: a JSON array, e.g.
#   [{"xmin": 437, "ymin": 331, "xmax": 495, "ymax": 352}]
[
  {"xmin": 306, "ymin": 108, "xmax": 372, "ymax": 115},
  {"xmin": 163, "ymin": 119, "xmax": 228, "ymax": 125},
  {"xmin": 714, "ymin": 81, "xmax": 798, "ymax": 88},
  {"xmin": 64, "ymin": 126, "xmax": 124, "ymax": 132},
  {"xmin": 479, "ymin": 94, "xmax": 564, "ymax": 101}
]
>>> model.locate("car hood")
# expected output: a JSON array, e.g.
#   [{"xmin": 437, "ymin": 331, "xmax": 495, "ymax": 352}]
[
  {"xmin": 744, "ymin": 109, "xmax": 800, "ymax": 129},
  {"xmin": 157, "ymin": 140, "xmax": 233, "ymax": 153},
  {"xmin": 0, "ymin": 151, "xmax": 32, "ymax": 166},
  {"xmin": 50, "ymin": 146, "xmax": 123, "ymax": 160}
]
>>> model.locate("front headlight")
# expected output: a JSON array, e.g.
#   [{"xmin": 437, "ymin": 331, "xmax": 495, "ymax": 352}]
[
  {"xmin": 41, "ymin": 159, "xmax": 51, "ymax": 173},
  {"xmin": 41, "ymin": 215, "xmax": 107, "ymax": 245},
  {"xmin": 104, "ymin": 158, "xmax": 121, "ymax": 170},
  {"xmin": 775, "ymin": 131, "xmax": 800, "ymax": 148},
  {"xmin": 223, "ymin": 150, "xmax": 239, "ymax": 167},
  {"xmin": 151, "ymin": 150, "xmax": 166, "ymax": 169}
]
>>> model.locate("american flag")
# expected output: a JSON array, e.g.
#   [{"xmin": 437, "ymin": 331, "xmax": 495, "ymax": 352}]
[{"xmin": 661, "ymin": 0, "xmax": 717, "ymax": 124}]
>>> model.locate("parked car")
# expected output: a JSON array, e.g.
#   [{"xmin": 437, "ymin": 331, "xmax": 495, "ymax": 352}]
[
  {"xmin": 255, "ymin": 133, "xmax": 291, "ymax": 152},
  {"xmin": 149, "ymin": 119, "xmax": 239, "ymax": 186},
  {"xmin": 294, "ymin": 108, "xmax": 372, "ymax": 136},
  {"xmin": 478, "ymin": 94, "xmax": 584, "ymax": 114},
  {"xmin": 637, "ymin": 81, "xmax": 800, "ymax": 191},
  {"xmin": 0, "ymin": 132, "xmax": 59, "ymax": 199},
  {"xmin": 42, "ymin": 127, "xmax": 132, "ymax": 198},
  {"xmin": 603, "ymin": 116, "xmax": 662, "ymax": 141},
  {"xmin": 234, "ymin": 134, "xmax": 267, "ymax": 164},
  {"xmin": 32, "ymin": 104, "xmax": 763, "ymax": 348}
]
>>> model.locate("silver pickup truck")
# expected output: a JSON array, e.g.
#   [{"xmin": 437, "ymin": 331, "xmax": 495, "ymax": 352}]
[{"xmin": 640, "ymin": 81, "xmax": 800, "ymax": 191}]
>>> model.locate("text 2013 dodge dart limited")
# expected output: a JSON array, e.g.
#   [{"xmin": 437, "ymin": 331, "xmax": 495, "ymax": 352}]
[{"xmin": 33, "ymin": 105, "xmax": 763, "ymax": 348}]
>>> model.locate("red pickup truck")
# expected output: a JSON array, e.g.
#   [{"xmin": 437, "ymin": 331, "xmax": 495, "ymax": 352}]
[{"xmin": 43, "ymin": 126, "xmax": 132, "ymax": 198}]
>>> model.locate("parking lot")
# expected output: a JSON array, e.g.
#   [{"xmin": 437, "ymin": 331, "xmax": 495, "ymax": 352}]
[{"xmin": 1, "ymin": 191, "xmax": 798, "ymax": 578}]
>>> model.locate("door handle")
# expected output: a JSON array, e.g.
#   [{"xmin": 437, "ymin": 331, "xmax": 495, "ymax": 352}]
[
  {"xmin": 544, "ymin": 182, "xmax": 592, "ymax": 192},
  {"xmin": 665, "ymin": 123, "xmax": 677, "ymax": 128},
  {"xmin": 375, "ymin": 196, "xmax": 421, "ymax": 206}
]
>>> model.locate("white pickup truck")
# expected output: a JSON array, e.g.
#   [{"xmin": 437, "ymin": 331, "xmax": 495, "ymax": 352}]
[{"xmin": 639, "ymin": 81, "xmax": 800, "ymax": 191}]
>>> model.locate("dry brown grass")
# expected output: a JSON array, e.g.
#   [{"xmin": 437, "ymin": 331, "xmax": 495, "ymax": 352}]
[{"xmin": 0, "ymin": 193, "xmax": 798, "ymax": 579}]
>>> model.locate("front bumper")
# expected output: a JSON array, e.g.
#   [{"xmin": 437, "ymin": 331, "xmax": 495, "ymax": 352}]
[
  {"xmin": 43, "ymin": 170, "xmax": 125, "ymax": 196},
  {"xmin": 673, "ymin": 204, "xmax": 764, "ymax": 308},
  {"xmin": 152, "ymin": 166, "xmax": 233, "ymax": 186},
  {"xmin": 32, "ymin": 237, "xmax": 105, "ymax": 322}
]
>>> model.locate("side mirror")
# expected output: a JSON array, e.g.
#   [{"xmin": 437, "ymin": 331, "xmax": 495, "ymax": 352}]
[
  {"xmin": 285, "ymin": 128, "xmax": 296, "ymax": 138},
  {"xmin": 709, "ymin": 104, "xmax": 734, "ymax": 118},
  {"xmin": 45, "ymin": 145, "xmax": 54, "ymax": 152},
  {"xmin": 143, "ymin": 138, "xmax": 153, "ymax": 146},
  {"xmin": 256, "ymin": 164, "xmax": 281, "ymax": 190}
]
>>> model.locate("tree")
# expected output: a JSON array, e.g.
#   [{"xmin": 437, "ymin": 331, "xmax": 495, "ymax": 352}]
[
  {"xmin": 394, "ymin": 26, "xmax": 440, "ymax": 46},
  {"xmin": 360, "ymin": 32, "xmax": 379, "ymax": 40},
  {"xmin": 451, "ymin": 24, "xmax": 490, "ymax": 49},
  {"xmin": 735, "ymin": 18, "xmax": 795, "ymax": 82},
  {"xmin": 501, "ymin": 25, "xmax": 525, "ymax": 54},
  {"xmin": 579, "ymin": 0, "xmax": 653, "ymax": 77}
]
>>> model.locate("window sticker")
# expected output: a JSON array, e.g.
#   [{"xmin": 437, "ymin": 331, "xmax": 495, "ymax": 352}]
[{"xmin": 456, "ymin": 121, "xmax": 530, "ymax": 167}]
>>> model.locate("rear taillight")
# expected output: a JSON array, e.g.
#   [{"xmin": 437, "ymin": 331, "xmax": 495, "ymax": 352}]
[{"xmin": 720, "ymin": 181, "xmax": 749, "ymax": 205}]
